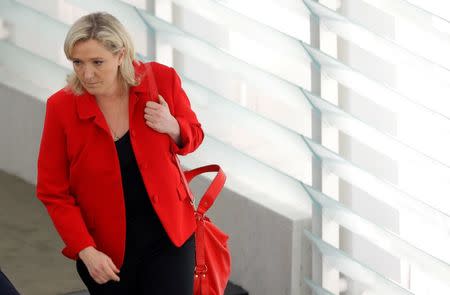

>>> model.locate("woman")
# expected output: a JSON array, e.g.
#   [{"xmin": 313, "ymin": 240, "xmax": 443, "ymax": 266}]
[{"xmin": 36, "ymin": 12, "xmax": 204, "ymax": 294}]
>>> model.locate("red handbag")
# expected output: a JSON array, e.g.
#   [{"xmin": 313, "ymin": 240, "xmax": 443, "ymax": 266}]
[
  {"xmin": 145, "ymin": 62, "xmax": 232, "ymax": 294},
  {"xmin": 176, "ymin": 160, "xmax": 232, "ymax": 295}
]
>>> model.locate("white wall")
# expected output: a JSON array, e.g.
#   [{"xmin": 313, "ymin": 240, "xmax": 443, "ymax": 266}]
[{"xmin": 0, "ymin": 85, "xmax": 45, "ymax": 184}]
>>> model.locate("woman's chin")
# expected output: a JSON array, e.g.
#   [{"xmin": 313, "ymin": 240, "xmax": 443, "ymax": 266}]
[{"xmin": 83, "ymin": 86, "xmax": 102, "ymax": 96}]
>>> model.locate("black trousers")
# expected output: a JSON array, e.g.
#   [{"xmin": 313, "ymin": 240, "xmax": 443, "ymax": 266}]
[
  {"xmin": 76, "ymin": 232, "xmax": 195, "ymax": 295},
  {"xmin": 0, "ymin": 270, "xmax": 20, "ymax": 295}
]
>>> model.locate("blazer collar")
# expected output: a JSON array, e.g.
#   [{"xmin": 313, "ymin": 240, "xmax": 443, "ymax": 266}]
[{"xmin": 75, "ymin": 60, "xmax": 156, "ymax": 120}]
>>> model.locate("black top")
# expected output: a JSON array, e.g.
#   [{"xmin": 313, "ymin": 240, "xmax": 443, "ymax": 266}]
[{"xmin": 114, "ymin": 131, "xmax": 167, "ymax": 250}]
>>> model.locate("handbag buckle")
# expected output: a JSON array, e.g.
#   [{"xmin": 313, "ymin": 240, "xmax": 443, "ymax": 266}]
[
  {"xmin": 195, "ymin": 212, "xmax": 205, "ymax": 221},
  {"xmin": 194, "ymin": 264, "xmax": 208, "ymax": 278}
]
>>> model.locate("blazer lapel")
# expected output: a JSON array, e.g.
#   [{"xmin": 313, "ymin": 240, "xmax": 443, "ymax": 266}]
[
  {"xmin": 75, "ymin": 92, "xmax": 112, "ymax": 137},
  {"xmin": 129, "ymin": 61, "xmax": 159, "ymax": 121}
]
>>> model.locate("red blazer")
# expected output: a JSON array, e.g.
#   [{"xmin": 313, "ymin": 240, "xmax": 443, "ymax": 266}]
[{"xmin": 36, "ymin": 61, "xmax": 204, "ymax": 268}]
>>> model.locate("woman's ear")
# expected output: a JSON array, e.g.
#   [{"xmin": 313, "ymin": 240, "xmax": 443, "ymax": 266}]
[{"xmin": 118, "ymin": 48, "xmax": 125, "ymax": 66}]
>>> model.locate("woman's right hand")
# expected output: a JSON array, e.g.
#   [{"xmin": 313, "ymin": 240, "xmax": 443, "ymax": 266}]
[{"xmin": 78, "ymin": 246, "xmax": 121, "ymax": 284}]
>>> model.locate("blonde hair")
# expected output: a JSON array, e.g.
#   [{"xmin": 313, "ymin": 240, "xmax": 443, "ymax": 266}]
[{"xmin": 64, "ymin": 12, "xmax": 139, "ymax": 95}]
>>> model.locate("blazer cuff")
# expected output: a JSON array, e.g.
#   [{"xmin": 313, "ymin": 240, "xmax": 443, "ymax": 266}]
[
  {"xmin": 170, "ymin": 116, "xmax": 193, "ymax": 155},
  {"xmin": 62, "ymin": 238, "xmax": 96, "ymax": 260}
]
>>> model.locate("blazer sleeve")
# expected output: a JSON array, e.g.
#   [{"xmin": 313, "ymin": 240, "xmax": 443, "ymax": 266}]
[
  {"xmin": 168, "ymin": 67, "xmax": 205, "ymax": 156},
  {"xmin": 36, "ymin": 97, "xmax": 96, "ymax": 260}
]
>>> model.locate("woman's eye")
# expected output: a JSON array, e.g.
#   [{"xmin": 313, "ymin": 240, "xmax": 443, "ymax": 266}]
[
  {"xmin": 94, "ymin": 60, "xmax": 103, "ymax": 65},
  {"xmin": 73, "ymin": 60, "xmax": 80, "ymax": 66}
]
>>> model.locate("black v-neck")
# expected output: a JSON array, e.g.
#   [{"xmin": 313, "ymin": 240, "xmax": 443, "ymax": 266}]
[{"xmin": 114, "ymin": 130, "xmax": 130, "ymax": 144}]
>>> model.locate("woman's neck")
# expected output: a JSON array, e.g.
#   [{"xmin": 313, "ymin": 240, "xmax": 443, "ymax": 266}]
[{"xmin": 96, "ymin": 81, "xmax": 128, "ymax": 103}]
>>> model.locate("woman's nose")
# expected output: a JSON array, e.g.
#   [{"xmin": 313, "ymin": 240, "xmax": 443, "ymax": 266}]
[{"xmin": 83, "ymin": 66, "xmax": 95, "ymax": 80}]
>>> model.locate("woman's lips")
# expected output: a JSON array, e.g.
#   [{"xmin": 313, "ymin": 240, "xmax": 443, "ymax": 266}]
[{"xmin": 85, "ymin": 82, "xmax": 100, "ymax": 87}]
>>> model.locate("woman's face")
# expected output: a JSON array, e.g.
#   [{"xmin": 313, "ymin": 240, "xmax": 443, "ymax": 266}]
[{"xmin": 71, "ymin": 39, "xmax": 124, "ymax": 96}]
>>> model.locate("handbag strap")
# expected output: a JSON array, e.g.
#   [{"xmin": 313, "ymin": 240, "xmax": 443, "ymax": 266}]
[
  {"xmin": 184, "ymin": 164, "xmax": 226, "ymax": 216},
  {"xmin": 144, "ymin": 62, "xmax": 226, "ymax": 216}
]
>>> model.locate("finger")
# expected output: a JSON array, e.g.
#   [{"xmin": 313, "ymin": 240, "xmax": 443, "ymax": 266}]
[
  {"xmin": 144, "ymin": 106, "xmax": 161, "ymax": 116},
  {"xmin": 108, "ymin": 258, "xmax": 120, "ymax": 274},
  {"xmin": 144, "ymin": 116, "xmax": 158, "ymax": 127},
  {"xmin": 89, "ymin": 267, "xmax": 101, "ymax": 280},
  {"xmin": 144, "ymin": 105, "xmax": 162, "ymax": 113},
  {"xmin": 144, "ymin": 108, "xmax": 161, "ymax": 118},
  {"xmin": 145, "ymin": 101, "xmax": 161, "ymax": 110},
  {"xmin": 145, "ymin": 120, "xmax": 157, "ymax": 129},
  {"xmin": 144, "ymin": 112, "xmax": 162, "ymax": 122},
  {"xmin": 100, "ymin": 262, "xmax": 119, "ymax": 283},
  {"xmin": 97, "ymin": 278, "xmax": 107, "ymax": 284},
  {"xmin": 158, "ymin": 95, "xmax": 168, "ymax": 106},
  {"xmin": 145, "ymin": 120, "xmax": 162, "ymax": 132},
  {"xmin": 105, "ymin": 266, "xmax": 121, "ymax": 282},
  {"xmin": 94, "ymin": 274, "xmax": 108, "ymax": 284}
]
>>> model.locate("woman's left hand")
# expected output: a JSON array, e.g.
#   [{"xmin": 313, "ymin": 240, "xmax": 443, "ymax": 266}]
[
  {"xmin": 144, "ymin": 95, "xmax": 182, "ymax": 146},
  {"xmin": 144, "ymin": 95, "xmax": 180, "ymax": 135}
]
